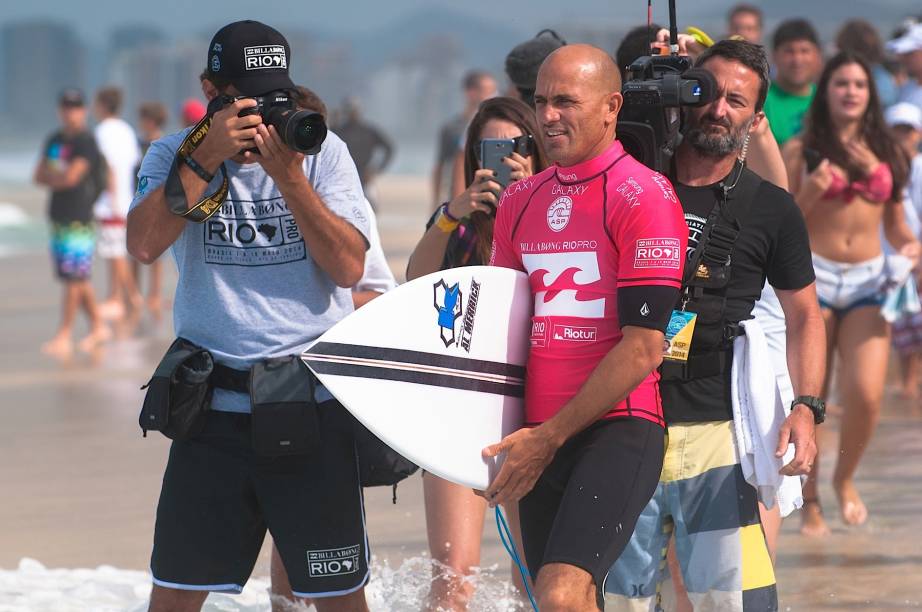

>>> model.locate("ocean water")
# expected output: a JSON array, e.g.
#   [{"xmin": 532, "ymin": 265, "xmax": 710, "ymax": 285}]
[
  {"xmin": 0, "ymin": 557, "xmax": 527, "ymax": 612},
  {"xmin": 0, "ymin": 203, "xmax": 45, "ymax": 257}
]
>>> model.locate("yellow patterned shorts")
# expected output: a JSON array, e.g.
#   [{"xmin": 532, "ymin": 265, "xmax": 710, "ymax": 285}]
[{"xmin": 603, "ymin": 421, "xmax": 777, "ymax": 611}]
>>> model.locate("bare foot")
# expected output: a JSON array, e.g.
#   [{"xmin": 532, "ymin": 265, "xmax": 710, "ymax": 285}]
[
  {"xmin": 98, "ymin": 300, "xmax": 125, "ymax": 321},
  {"xmin": 800, "ymin": 499, "xmax": 831, "ymax": 537},
  {"xmin": 835, "ymin": 479, "xmax": 868, "ymax": 526},
  {"xmin": 41, "ymin": 334, "xmax": 74, "ymax": 357},
  {"xmin": 77, "ymin": 325, "xmax": 112, "ymax": 353}
]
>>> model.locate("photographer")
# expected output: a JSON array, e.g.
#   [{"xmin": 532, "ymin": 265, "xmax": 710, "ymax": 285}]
[
  {"xmin": 127, "ymin": 21, "xmax": 371, "ymax": 612},
  {"xmin": 604, "ymin": 40, "xmax": 825, "ymax": 610}
]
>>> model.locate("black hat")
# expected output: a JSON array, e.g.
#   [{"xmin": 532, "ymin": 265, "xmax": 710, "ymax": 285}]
[
  {"xmin": 505, "ymin": 29, "xmax": 567, "ymax": 91},
  {"xmin": 58, "ymin": 88, "xmax": 85, "ymax": 108},
  {"xmin": 207, "ymin": 20, "xmax": 295, "ymax": 95}
]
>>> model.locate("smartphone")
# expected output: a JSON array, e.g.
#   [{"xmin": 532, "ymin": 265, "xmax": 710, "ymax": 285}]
[
  {"xmin": 480, "ymin": 138, "xmax": 516, "ymax": 191},
  {"xmin": 803, "ymin": 147, "xmax": 823, "ymax": 173}
]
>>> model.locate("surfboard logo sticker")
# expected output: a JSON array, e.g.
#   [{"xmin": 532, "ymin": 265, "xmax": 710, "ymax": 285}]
[
  {"xmin": 458, "ymin": 279, "xmax": 481, "ymax": 352},
  {"xmin": 433, "ymin": 280, "xmax": 463, "ymax": 347}
]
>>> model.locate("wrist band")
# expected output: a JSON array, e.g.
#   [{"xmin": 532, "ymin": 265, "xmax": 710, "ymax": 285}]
[
  {"xmin": 440, "ymin": 203, "xmax": 461, "ymax": 223},
  {"xmin": 181, "ymin": 153, "xmax": 215, "ymax": 183},
  {"xmin": 435, "ymin": 208, "xmax": 460, "ymax": 233}
]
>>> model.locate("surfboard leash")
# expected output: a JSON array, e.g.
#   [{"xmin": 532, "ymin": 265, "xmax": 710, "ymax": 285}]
[{"xmin": 494, "ymin": 507, "xmax": 539, "ymax": 611}]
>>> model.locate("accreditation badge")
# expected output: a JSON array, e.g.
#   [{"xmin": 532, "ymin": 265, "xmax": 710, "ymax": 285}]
[{"xmin": 663, "ymin": 310, "xmax": 697, "ymax": 362}]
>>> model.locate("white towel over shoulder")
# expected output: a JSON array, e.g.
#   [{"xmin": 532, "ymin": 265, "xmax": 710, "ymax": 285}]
[{"xmin": 731, "ymin": 317, "xmax": 803, "ymax": 517}]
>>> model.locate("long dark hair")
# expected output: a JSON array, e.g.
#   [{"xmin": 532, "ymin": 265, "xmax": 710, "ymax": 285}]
[
  {"xmin": 460, "ymin": 97, "xmax": 549, "ymax": 264},
  {"xmin": 802, "ymin": 51, "xmax": 907, "ymax": 202}
]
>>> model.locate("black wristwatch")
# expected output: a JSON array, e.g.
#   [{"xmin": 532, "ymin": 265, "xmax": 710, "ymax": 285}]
[{"xmin": 791, "ymin": 395, "xmax": 825, "ymax": 424}]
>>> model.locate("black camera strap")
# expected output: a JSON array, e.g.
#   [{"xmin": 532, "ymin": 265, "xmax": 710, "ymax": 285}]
[{"xmin": 163, "ymin": 114, "xmax": 230, "ymax": 223}]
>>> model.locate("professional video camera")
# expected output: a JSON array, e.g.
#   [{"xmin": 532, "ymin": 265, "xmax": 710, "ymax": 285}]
[
  {"xmin": 618, "ymin": 1, "xmax": 716, "ymax": 173},
  {"xmin": 210, "ymin": 90, "xmax": 327, "ymax": 155}
]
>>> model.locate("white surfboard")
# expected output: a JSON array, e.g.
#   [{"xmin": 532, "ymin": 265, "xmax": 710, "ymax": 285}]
[{"xmin": 302, "ymin": 266, "xmax": 531, "ymax": 490}]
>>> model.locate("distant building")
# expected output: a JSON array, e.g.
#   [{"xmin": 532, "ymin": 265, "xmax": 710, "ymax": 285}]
[
  {"xmin": 0, "ymin": 20, "xmax": 87, "ymax": 131},
  {"xmin": 108, "ymin": 38, "xmax": 201, "ymax": 131}
]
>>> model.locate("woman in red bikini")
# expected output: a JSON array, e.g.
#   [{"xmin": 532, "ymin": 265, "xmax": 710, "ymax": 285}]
[{"xmin": 783, "ymin": 51, "xmax": 918, "ymax": 536}]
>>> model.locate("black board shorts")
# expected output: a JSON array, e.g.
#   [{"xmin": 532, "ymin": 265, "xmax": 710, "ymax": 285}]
[
  {"xmin": 150, "ymin": 400, "xmax": 369, "ymax": 598},
  {"xmin": 519, "ymin": 417, "xmax": 664, "ymax": 609}
]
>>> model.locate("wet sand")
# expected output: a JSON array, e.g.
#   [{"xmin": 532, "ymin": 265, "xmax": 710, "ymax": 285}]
[{"xmin": 1, "ymin": 176, "xmax": 921, "ymax": 610}]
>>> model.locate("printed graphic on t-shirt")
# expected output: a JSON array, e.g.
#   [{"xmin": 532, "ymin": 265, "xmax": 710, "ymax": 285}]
[
  {"xmin": 685, "ymin": 213, "xmax": 706, "ymax": 259},
  {"xmin": 204, "ymin": 197, "xmax": 305, "ymax": 266},
  {"xmin": 47, "ymin": 143, "xmax": 71, "ymax": 170},
  {"xmin": 634, "ymin": 238, "xmax": 682, "ymax": 269},
  {"xmin": 521, "ymin": 251, "xmax": 606, "ymax": 319}
]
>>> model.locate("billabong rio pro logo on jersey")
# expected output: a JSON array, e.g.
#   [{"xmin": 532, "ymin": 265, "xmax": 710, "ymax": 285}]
[
  {"xmin": 634, "ymin": 238, "xmax": 681, "ymax": 269},
  {"xmin": 547, "ymin": 197, "xmax": 572, "ymax": 232},
  {"xmin": 244, "ymin": 45, "xmax": 287, "ymax": 70},
  {"xmin": 433, "ymin": 280, "xmax": 463, "ymax": 347}
]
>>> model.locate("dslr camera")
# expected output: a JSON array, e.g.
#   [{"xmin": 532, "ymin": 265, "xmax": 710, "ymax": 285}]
[
  {"xmin": 618, "ymin": 49, "xmax": 715, "ymax": 172},
  {"xmin": 210, "ymin": 90, "xmax": 327, "ymax": 155}
]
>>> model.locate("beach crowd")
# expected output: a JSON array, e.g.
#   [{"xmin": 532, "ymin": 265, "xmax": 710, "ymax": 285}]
[{"xmin": 31, "ymin": 4, "xmax": 922, "ymax": 611}]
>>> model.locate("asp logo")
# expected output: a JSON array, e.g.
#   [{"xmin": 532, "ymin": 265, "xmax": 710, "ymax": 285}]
[
  {"xmin": 433, "ymin": 279, "xmax": 463, "ymax": 347},
  {"xmin": 547, "ymin": 196, "xmax": 572, "ymax": 232}
]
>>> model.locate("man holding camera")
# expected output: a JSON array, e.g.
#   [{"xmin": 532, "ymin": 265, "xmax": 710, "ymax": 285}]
[
  {"xmin": 128, "ymin": 21, "xmax": 371, "ymax": 612},
  {"xmin": 604, "ymin": 40, "xmax": 825, "ymax": 611}
]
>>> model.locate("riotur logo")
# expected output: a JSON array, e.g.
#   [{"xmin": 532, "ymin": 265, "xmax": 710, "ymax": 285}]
[{"xmin": 433, "ymin": 280, "xmax": 463, "ymax": 347}]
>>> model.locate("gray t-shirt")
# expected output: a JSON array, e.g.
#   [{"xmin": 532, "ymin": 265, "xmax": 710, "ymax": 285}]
[{"xmin": 131, "ymin": 128, "xmax": 370, "ymax": 412}]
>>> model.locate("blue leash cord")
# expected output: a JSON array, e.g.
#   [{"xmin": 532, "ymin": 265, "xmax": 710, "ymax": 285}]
[{"xmin": 495, "ymin": 507, "xmax": 539, "ymax": 612}]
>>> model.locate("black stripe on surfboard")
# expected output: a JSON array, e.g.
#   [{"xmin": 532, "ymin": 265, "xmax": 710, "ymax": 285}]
[
  {"xmin": 306, "ymin": 360, "xmax": 525, "ymax": 398},
  {"xmin": 304, "ymin": 354, "xmax": 523, "ymax": 385},
  {"xmin": 306, "ymin": 342, "xmax": 526, "ymax": 379}
]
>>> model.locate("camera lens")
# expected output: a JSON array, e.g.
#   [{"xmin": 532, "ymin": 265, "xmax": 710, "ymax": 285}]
[
  {"xmin": 266, "ymin": 108, "xmax": 328, "ymax": 155},
  {"xmin": 292, "ymin": 115, "xmax": 322, "ymax": 151}
]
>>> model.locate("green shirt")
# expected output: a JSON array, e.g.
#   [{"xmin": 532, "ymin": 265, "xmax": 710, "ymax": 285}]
[{"xmin": 763, "ymin": 82, "xmax": 816, "ymax": 147}]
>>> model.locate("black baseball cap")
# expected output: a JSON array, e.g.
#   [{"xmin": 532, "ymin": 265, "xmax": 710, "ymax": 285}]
[
  {"xmin": 58, "ymin": 88, "xmax": 85, "ymax": 108},
  {"xmin": 505, "ymin": 29, "xmax": 567, "ymax": 91},
  {"xmin": 207, "ymin": 20, "xmax": 295, "ymax": 95}
]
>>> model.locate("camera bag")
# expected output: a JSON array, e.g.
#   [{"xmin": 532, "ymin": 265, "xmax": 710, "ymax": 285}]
[
  {"xmin": 139, "ymin": 338, "xmax": 214, "ymax": 440},
  {"xmin": 248, "ymin": 356, "xmax": 320, "ymax": 457},
  {"xmin": 350, "ymin": 415, "xmax": 419, "ymax": 500}
]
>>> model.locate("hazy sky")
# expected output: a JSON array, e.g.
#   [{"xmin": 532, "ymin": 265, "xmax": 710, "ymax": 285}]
[
  {"xmin": 2, "ymin": 0, "xmax": 661, "ymax": 40},
  {"xmin": 3, "ymin": 0, "xmax": 920, "ymax": 44}
]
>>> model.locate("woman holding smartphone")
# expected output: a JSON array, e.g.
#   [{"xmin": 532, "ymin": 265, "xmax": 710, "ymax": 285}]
[
  {"xmin": 782, "ymin": 52, "xmax": 917, "ymax": 536},
  {"xmin": 407, "ymin": 96, "xmax": 548, "ymax": 610}
]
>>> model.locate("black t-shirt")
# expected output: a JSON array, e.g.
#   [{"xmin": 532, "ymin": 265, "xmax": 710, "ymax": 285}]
[
  {"xmin": 42, "ymin": 129, "xmax": 101, "ymax": 224},
  {"xmin": 661, "ymin": 167, "xmax": 815, "ymax": 423}
]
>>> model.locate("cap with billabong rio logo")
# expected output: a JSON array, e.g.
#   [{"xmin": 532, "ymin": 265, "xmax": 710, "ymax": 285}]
[{"xmin": 207, "ymin": 20, "xmax": 296, "ymax": 96}]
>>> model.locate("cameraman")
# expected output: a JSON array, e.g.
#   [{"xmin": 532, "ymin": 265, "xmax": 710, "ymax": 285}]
[
  {"xmin": 127, "ymin": 21, "xmax": 370, "ymax": 612},
  {"xmin": 604, "ymin": 40, "xmax": 825, "ymax": 610}
]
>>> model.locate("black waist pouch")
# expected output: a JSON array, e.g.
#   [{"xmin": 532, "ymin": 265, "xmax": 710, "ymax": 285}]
[
  {"xmin": 351, "ymin": 416, "xmax": 419, "ymax": 494},
  {"xmin": 249, "ymin": 355, "xmax": 319, "ymax": 456},
  {"xmin": 139, "ymin": 338, "xmax": 214, "ymax": 440}
]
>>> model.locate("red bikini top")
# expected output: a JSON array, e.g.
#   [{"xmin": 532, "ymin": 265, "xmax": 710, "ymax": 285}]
[{"xmin": 822, "ymin": 163, "xmax": 892, "ymax": 204}]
